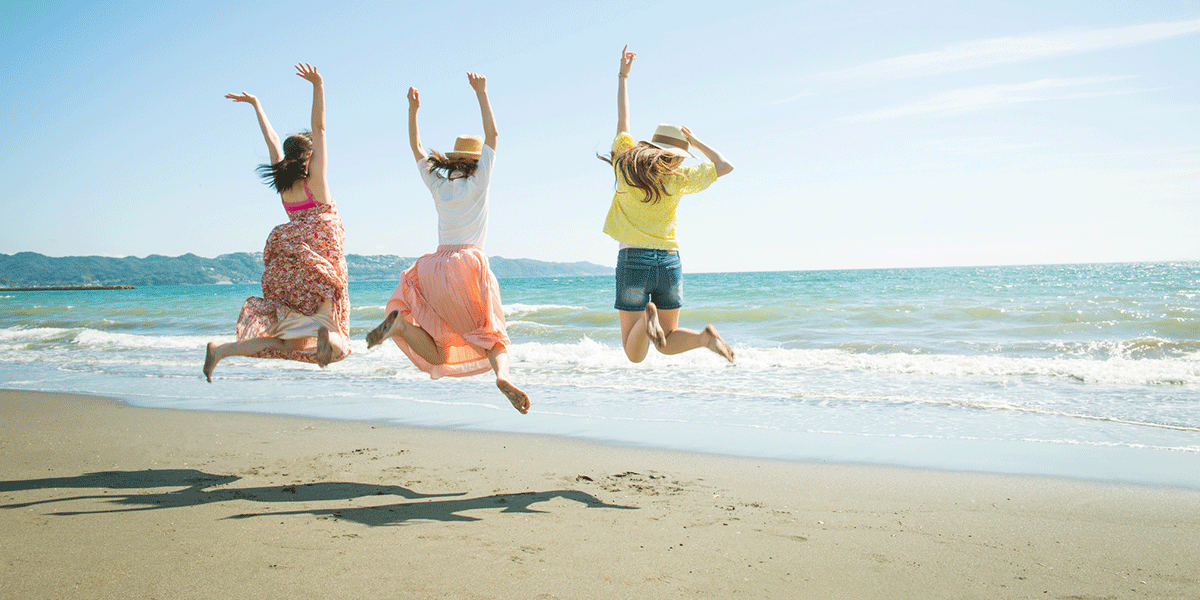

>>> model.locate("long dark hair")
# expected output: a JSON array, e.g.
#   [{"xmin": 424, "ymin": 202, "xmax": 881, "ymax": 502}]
[
  {"xmin": 426, "ymin": 150, "xmax": 479, "ymax": 180},
  {"xmin": 256, "ymin": 133, "xmax": 312, "ymax": 192},
  {"xmin": 598, "ymin": 142, "xmax": 681, "ymax": 204}
]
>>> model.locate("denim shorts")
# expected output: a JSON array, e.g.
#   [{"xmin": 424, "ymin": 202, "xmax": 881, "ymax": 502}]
[{"xmin": 614, "ymin": 248, "xmax": 683, "ymax": 311}]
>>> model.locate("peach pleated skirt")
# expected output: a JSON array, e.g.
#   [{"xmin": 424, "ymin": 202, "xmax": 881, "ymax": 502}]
[{"xmin": 386, "ymin": 245, "xmax": 509, "ymax": 379}]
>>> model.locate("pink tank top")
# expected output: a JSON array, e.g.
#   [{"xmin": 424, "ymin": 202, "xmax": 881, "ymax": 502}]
[{"xmin": 282, "ymin": 180, "xmax": 318, "ymax": 213}]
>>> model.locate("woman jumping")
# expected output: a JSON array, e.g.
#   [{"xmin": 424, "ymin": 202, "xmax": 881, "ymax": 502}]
[
  {"xmin": 366, "ymin": 73, "xmax": 529, "ymax": 414},
  {"xmin": 600, "ymin": 46, "xmax": 736, "ymax": 364},
  {"xmin": 205, "ymin": 63, "xmax": 350, "ymax": 381}
]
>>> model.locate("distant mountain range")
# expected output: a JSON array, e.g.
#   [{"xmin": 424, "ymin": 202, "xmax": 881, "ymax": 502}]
[{"xmin": 0, "ymin": 252, "xmax": 612, "ymax": 287}]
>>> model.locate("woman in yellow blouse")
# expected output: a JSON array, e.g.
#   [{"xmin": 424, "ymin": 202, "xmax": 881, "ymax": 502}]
[{"xmin": 599, "ymin": 45, "xmax": 736, "ymax": 364}]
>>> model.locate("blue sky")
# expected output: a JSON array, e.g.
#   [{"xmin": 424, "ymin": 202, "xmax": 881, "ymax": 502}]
[{"xmin": 2, "ymin": 0, "xmax": 1197, "ymax": 272}]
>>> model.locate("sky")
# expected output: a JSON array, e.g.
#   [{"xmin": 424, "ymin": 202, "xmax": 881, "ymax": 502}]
[{"xmin": 2, "ymin": 0, "xmax": 1198, "ymax": 273}]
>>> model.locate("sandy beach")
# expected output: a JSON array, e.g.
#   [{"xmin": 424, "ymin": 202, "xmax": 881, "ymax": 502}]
[{"xmin": 1, "ymin": 389, "xmax": 1197, "ymax": 599}]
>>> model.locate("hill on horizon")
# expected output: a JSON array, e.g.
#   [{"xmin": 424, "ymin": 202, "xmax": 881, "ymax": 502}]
[{"xmin": 0, "ymin": 252, "xmax": 612, "ymax": 288}]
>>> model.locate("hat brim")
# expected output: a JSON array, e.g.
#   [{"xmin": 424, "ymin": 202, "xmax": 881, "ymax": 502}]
[
  {"xmin": 444, "ymin": 151, "xmax": 482, "ymax": 160},
  {"xmin": 646, "ymin": 141, "xmax": 693, "ymax": 158}
]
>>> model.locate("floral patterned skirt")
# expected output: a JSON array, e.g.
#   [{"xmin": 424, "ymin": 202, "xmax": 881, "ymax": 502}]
[
  {"xmin": 386, "ymin": 244, "xmax": 508, "ymax": 379},
  {"xmin": 235, "ymin": 211, "xmax": 349, "ymax": 363}
]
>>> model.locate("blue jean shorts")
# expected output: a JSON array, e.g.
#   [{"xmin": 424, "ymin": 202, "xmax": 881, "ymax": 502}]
[{"xmin": 614, "ymin": 248, "xmax": 683, "ymax": 311}]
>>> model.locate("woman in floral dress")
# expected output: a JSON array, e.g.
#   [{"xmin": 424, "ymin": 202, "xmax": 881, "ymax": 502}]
[{"xmin": 204, "ymin": 63, "xmax": 349, "ymax": 382}]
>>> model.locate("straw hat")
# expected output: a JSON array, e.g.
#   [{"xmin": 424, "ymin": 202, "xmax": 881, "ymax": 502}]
[
  {"xmin": 445, "ymin": 135, "xmax": 483, "ymax": 160},
  {"xmin": 645, "ymin": 124, "xmax": 693, "ymax": 158}
]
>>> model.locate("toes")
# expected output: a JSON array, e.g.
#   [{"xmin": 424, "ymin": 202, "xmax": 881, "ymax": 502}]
[
  {"xmin": 705, "ymin": 326, "xmax": 735, "ymax": 363},
  {"xmin": 497, "ymin": 380, "xmax": 530, "ymax": 414}
]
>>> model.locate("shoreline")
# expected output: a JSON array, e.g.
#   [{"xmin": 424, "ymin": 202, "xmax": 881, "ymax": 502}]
[
  {"xmin": 100, "ymin": 381, "xmax": 1200, "ymax": 491},
  {"xmin": 8, "ymin": 376, "xmax": 1199, "ymax": 491},
  {"xmin": 3, "ymin": 389, "xmax": 1198, "ymax": 599}
]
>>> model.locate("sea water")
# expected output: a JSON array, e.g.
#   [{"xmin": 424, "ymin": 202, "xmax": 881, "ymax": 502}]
[{"xmin": 1, "ymin": 262, "xmax": 1197, "ymax": 488}]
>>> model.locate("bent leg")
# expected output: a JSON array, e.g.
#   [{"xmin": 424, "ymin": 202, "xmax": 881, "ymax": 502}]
[
  {"xmin": 367, "ymin": 310, "xmax": 445, "ymax": 365},
  {"xmin": 487, "ymin": 346, "xmax": 529, "ymax": 414},
  {"xmin": 204, "ymin": 336, "xmax": 308, "ymax": 382},
  {"xmin": 654, "ymin": 309, "xmax": 735, "ymax": 362}
]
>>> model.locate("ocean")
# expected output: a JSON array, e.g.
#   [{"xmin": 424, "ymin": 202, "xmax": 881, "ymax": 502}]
[{"xmin": 2, "ymin": 262, "xmax": 1197, "ymax": 488}]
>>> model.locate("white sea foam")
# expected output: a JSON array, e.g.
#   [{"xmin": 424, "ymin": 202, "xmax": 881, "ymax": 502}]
[
  {"xmin": 72, "ymin": 329, "xmax": 209, "ymax": 350},
  {"xmin": 504, "ymin": 303, "xmax": 589, "ymax": 317},
  {"xmin": 504, "ymin": 339, "xmax": 1200, "ymax": 387},
  {"xmin": 10, "ymin": 324, "xmax": 1198, "ymax": 390},
  {"xmin": 0, "ymin": 327, "xmax": 76, "ymax": 342}
]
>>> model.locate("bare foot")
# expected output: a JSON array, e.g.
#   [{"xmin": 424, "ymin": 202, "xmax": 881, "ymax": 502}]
[
  {"xmin": 704, "ymin": 325, "xmax": 735, "ymax": 363},
  {"xmin": 645, "ymin": 302, "xmax": 666, "ymax": 350},
  {"xmin": 203, "ymin": 342, "xmax": 219, "ymax": 383},
  {"xmin": 316, "ymin": 326, "xmax": 333, "ymax": 368},
  {"xmin": 366, "ymin": 310, "xmax": 399, "ymax": 349},
  {"xmin": 497, "ymin": 378, "xmax": 530, "ymax": 414}
]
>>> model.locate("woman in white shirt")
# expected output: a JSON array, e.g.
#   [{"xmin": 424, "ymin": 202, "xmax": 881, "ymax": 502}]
[{"xmin": 366, "ymin": 72, "xmax": 529, "ymax": 414}]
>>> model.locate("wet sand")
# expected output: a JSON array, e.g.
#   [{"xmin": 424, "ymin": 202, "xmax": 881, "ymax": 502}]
[{"xmin": 2, "ymin": 389, "xmax": 1197, "ymax": 599}]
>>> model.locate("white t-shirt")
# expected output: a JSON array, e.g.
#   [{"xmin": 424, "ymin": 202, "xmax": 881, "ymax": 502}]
[{"xmin": 417, "ymin": 144, "xmax": 495, "ymax": 247}]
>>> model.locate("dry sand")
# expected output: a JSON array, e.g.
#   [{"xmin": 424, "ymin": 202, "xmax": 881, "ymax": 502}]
[{"xmin": 2, "ymin": 389, "xmax": 1198, "ymax": 599}]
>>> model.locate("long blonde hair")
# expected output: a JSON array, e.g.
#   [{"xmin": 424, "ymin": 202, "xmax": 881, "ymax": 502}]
[{"xmin": 599, "ymin": 142, "xmax": 682, "ymax": 204}]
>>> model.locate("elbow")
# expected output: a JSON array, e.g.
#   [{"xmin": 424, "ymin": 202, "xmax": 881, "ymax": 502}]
[{"xmin": 716, "ymin": 163, "xmax": 734, "ymax": 177}]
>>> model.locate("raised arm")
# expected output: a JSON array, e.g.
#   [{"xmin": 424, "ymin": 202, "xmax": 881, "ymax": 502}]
[
  {"xmin": 407, "ymin": 87, "xmax": 427, "ymax": 162},
  {"xmin": 295, "ymin": 63, "xmax": 329, "ymax": 201},
  {"xmin": 681, "ymin": 126, "xmax": 734, "ymax": 177},
  {"xmin": 225, "ymin": 91, "xmax": 283, "ymax": 164},
  {"xmin": 617, "ymin": 45, "xmax": 635, "ymax": 135},
  {"xmin": 468, "ymin": 72, "xmax": 497, "ymax": 150}
]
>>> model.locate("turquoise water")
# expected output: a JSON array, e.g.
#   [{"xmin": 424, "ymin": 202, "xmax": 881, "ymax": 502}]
[{"xmin": 1, "ymin": 262, "xmax": 1197, "ymax": 487}]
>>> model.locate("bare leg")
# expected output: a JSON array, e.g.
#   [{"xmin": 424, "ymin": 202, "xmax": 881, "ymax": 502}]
[
  {"xmin": 366, "ymin": 310, "xmax": 445, "ymax": 365},
  {"xmin": 654, "ymin": 309, "xmax": 735, "ymax": 363},
  {"xmin": 619, "ymin": 309, "xmax": 652, "ymax": 363},
  {"xmin": 488, "ymin": 346, "xmax": 529, "ymax": 414},
  {"xmin": 203, "ymin": 336, "xmax": 308, "ymax": 382}
]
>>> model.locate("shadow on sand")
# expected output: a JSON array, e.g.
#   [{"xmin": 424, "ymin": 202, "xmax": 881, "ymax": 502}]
[{"xmin": 0, "ymin": 468, "xmax": 635, "ymax": 525}]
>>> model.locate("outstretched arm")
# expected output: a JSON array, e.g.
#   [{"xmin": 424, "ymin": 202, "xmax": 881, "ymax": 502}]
[
  {"xmin": 681, "ymin": 126, "xmax": 734, "ymax": 177},
  {"xmin": 295, "ymin": 63, "xmax": 328, "ymax": 200},
  {"xmin": 407, "ymin": 87, "xmax": 426, "ymax": 162},
  {"xmin": 468, "ymin": 72, "xmax": 497, "ymax": 150},
  {"xmin": 225, "ymin": 91, "xmax": 283, "ymax": 164},
  {"xmin": 617, "ymin": 45, "xmax": 635, "ymax": 135}
]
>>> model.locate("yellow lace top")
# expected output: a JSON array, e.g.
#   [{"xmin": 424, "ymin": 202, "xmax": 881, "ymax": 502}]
[{"xmin": 602, "ymin": 132, "xmax": 717, "ymax": 250}]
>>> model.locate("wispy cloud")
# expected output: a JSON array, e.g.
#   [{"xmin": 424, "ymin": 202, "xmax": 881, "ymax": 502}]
[
  {"xmin": 776, "ymin": 18, "xmax": 1200, "ymax": 104},
  {"xmin": 844, "ymin": 76, "xmax": 1140, "ymax": 122}
]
